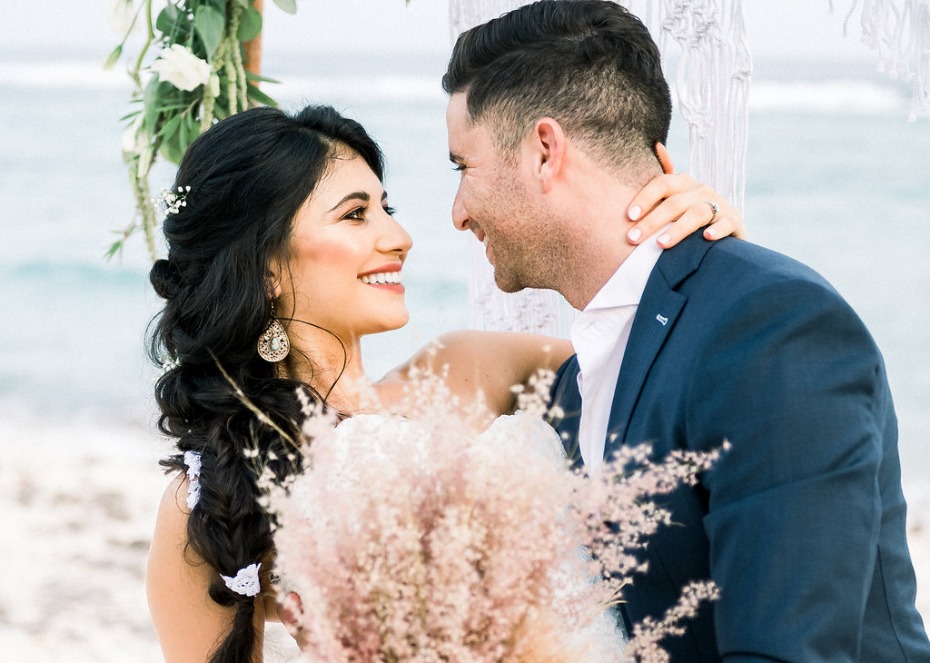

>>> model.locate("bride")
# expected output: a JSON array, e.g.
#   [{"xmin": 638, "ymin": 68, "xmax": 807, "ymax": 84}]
[{"xmin": 145, "ymin": 103, "xmax": 744, "ymax": 663}]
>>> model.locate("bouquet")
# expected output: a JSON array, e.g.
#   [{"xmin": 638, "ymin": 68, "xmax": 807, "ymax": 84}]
[{"xmin": 265, "ymin": 371, "xmax": 724, "ymax": 662}]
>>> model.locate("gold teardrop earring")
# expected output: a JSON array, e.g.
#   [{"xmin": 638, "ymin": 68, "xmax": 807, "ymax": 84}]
[{"xmin": 257, "ymin": 302, "xmax": 290, "ymax": 363}]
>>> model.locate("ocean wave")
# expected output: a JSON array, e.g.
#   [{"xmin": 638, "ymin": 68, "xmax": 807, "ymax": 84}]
[
  {"xmin": 749, "ymin": 80, "xmax": 907, "ymax": 115},
  {"xmin": 3, "ymin": 59, "xmax": 907, "ymax": 113},
  {"xmin": 1, "ymin": 260, "xmax": 148, "ymax": 287},
  {"xmin": 0, "ymin": 59, "xmax": 444, "ymax": 103},
  {"xmin": 0, "ymin": 60, "xmax": 129, "ymax": 90},
  {"xmin": 275, "ymin": 74, "xmax": 445, "ymax": 104}
]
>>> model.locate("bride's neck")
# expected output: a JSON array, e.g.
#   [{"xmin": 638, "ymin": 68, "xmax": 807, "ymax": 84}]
[{"xmin": 279, "ymin": 336, "xmax": 376, "ymax": 413}]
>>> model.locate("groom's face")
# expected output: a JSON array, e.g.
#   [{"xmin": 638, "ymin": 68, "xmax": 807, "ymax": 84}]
[{"xmin": 445, "ymin": 93, "xmax": 550, "ymax": 293}]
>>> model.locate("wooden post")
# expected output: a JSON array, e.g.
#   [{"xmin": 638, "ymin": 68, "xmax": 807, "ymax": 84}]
[{"xmin": 243, "ymin": 0, "xmax": 264, "ymax": 79}]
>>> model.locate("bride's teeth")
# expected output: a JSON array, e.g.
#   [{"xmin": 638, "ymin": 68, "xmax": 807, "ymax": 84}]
[{"xmin": 360, "ymin": 272, "xmax": 402, "ymax": 285}]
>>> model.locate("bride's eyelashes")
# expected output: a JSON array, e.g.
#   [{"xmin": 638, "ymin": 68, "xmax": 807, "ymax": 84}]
[
  {"xmin": 342, "ymin": 204, "xmax": 397, "ymax": 222},
  {"xmin": 343, "ymin": 206, "xmax": 368, "ymax": 222}
]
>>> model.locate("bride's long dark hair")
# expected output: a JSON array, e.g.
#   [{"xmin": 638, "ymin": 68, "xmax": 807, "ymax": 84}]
[{"xmin": 148, "ymin": 104, "xmax": 384, "ymax": 663}]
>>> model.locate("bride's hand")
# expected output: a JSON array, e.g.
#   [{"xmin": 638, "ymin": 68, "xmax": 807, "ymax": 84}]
[
  {"xmin": 625, "ymin": 172, "xmax": 746, "ymax": 248},
  {"xmin": 278, "ymin": 591, "xmax": 309, "ymax": 649}
]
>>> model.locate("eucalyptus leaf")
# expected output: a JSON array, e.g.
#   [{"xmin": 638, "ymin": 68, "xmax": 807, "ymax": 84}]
[
  {"xmin": 179, "ymin": 112, "xmax": 191, "ymax": 151},
  {"xmin": 246, "ymin": 82, "xmax": 277, "ymax": 108},
  {"xmin": 155, "ymin": 4, "xmax": 180, "ymax": 34},
  {"xmin": 195, "ymin": 5, "xmax": 225, "ymax": 60},
  {"xmin": 272, "ymin": 0, "xmax": 298, "ymax": 15},
  {"xmin": 237, "ymin": 7, "xmax": 263, "ymax": 43},
  {"xmin": 105, "ymin": 239, "xmax": 126, "ymax": 260},
  {"xmin": 245, "ymin": 71, "xmax": 281, "ymax": 84},
  {"xmin": 103, "ymin": 44, "xmax": 122, "ymax": 70},
  {"xmin": 157, "ymin": 113, "xmax": 183, "ymax": 140},
  {"xmin": 142, "ymin": 76, "xmax": 162, "ymax": 136},
  {"xmin": 159, "ymin": 126, "xmax": 185, "ymax": 165}
]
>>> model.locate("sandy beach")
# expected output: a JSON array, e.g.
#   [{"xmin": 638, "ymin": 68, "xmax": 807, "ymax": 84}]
[{"xmin": 1, "ymin": 414, "xmax": 928, "ymax": 662}]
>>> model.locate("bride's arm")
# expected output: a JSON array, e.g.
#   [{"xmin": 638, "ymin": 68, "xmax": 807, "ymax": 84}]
[
  {"xmin": 146, "ymin": 475, "xmax": 268, "ymax": 663},
  {"xmin": 384, "ymin": 330, "xmax": 571, "ymax": 418}
]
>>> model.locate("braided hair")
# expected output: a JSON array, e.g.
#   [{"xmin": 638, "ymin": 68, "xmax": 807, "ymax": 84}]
[{"xmin": 148, "ymin": 105, "xmax": 385, "ymax": 663}]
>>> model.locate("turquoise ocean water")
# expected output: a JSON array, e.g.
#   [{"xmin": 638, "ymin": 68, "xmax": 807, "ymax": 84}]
[{"xmin": 0, "ymin": 48, "xmax": 927, "ymax": 482}]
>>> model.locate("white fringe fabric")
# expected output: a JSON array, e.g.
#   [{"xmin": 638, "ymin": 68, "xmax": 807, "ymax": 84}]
[{"xmin": 837, "ymin": 0, "xmax": 930, "ymax": 120}]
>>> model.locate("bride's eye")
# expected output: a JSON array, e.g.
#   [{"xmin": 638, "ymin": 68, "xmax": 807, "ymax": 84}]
[
  {"xmin": 383, "ymin": 205, "xmax": 397, "ymax": 217},
  {"xmin": 344, "ymin": 207, "xmax": 366, "ymax": 222}
]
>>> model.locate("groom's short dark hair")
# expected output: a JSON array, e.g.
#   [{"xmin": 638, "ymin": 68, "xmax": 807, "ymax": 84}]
[{"xmin": 443, "ymin": 0, "xmax": 672, "ymax": 178}]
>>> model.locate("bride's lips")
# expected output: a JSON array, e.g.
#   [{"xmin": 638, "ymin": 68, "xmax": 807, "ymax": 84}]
[{"xmin": 358, "ymin": 264, "xmax": 405, "ymax": 294}]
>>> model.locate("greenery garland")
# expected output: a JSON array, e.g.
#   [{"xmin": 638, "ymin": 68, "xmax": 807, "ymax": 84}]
[{"xmin": 105, "ymin": 0, "xmax": 297, "ymax": 261}]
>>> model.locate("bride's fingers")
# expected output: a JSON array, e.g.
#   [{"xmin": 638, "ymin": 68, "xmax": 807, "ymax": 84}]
[
  {"xmin": 625, "ymin": 173, "xmax": 701, "ymax": 229},
  {"xmin": 279, "ymin": 591, "xmax": 309, "ymax": 648},
  {"xmin": 625, "ymin": 173, "xmax": 747, "ymax": 247},
  {"xmin": 699, "ymin": 200, "xmax": 746, "ymax": 241}
]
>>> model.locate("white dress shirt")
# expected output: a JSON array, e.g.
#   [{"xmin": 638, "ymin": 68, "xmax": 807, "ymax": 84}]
[{"xmin": 569, "ymin": 235, "xmax": 664, "ymax": 473}]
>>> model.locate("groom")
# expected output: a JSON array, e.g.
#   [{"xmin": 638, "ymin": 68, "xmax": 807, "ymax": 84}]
[{"xmin": 443, "ymin": 1, "xmax": 930, "ymax": 660}]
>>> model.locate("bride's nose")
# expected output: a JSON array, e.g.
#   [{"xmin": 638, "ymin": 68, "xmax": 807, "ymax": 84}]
[{"xmin": 378, "ymin": 214, "xmax": 413, "ymax": 256}]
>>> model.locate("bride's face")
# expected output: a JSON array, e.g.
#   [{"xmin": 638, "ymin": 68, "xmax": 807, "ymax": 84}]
[{"xmin": 279, "ymin": 151, "xmax": 413, "ymax": 342}]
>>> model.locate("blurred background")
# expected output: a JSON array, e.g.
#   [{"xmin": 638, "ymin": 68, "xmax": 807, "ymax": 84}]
[{"xmin": 1, "ymin": 1, "xmax": 927, "ymax": 660}]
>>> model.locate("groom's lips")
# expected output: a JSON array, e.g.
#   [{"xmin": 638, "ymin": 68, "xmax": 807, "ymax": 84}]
[{"xmin": 470, "ymin": 227, "xmax": 493, "ymax": 263}]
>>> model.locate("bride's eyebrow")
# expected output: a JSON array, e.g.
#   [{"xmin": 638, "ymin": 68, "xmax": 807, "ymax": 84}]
[
  {"xmin": 328, "ymin": 192, "xmax": 370, "ymax": 212},
  {"xmin": 327, "ymin": 191, "xmax": 389, "ymax": 212}
]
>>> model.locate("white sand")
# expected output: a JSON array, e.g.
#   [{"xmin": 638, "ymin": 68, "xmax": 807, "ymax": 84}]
[{"xmin": 1, "ymin": 415, "xmax": 927, "ymax": 661}]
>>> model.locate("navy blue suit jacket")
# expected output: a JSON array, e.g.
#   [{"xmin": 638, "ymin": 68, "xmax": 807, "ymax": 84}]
[{"xmin": 550, "ymin": 234, "xmax": 930, "ymax": 661}]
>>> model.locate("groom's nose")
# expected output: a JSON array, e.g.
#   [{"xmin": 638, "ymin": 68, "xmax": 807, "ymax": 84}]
[{"xmin": 451, "ymin": 188, "xmax": 470, "ymax": 231}]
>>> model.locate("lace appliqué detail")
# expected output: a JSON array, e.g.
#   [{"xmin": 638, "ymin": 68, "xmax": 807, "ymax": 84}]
[
  {"xmin": 183, "ymin": 450, "xmax": 201, "ymax": 509},
  {"xmin": 222, "ymin": 562, "xmax": 262, "ymax": 597}
]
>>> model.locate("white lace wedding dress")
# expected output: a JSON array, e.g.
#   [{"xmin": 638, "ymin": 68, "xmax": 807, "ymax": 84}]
[{"xmin": 279, "ymin": 411, "xmax": 625, "ymax": 662}]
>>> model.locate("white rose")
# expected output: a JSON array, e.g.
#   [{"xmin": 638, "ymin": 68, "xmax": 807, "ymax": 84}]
[{"xmin": 150, "ymin": 44, "xmax": 212, "ymax": 92}]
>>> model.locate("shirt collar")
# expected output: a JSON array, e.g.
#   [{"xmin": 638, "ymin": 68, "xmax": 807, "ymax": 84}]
[{"xmin": 583, "ymin": 230, "xmax": 665, "ymax": 313}]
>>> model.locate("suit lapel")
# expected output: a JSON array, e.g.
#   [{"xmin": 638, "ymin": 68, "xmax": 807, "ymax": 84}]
[
  {"xmin": 604, "ymin": 234, "xmax": 714, "ymax": 458},
  {"xmin": 604, "ymin": 287, "xmax": 685, "ymax": 452}
]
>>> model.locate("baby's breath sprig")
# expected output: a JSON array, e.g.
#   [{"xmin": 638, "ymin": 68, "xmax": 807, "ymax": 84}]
[
  {"xmin": 105, "ymin": 0, "xmax": 297, "ymax": 261},
  {"xmin": 154, "ymin": 185, "xmax": 192, "ymax": 216}
]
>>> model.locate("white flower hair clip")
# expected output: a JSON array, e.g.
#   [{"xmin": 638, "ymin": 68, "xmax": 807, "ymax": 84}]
[
  {"xmin": 221, "ymin": 563, "xmax": 262, "ymax": 597},
  {"xmin": 183, "ymin": 449, "xmax": 201, "ymax": 510},
  {"xmin": 154, "ymin": 185, "xmax": 191, "ymax": 216}
]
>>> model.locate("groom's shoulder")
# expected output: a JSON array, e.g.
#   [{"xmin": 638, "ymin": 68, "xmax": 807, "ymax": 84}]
[{"xmin": 697, "ymin": 236, "xmax": 834, "ymax": 292}]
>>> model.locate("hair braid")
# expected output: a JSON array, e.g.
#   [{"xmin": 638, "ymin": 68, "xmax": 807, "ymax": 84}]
[{"xmin": 148, "ymin": 105, "xmax": 385, "ymax": 662}]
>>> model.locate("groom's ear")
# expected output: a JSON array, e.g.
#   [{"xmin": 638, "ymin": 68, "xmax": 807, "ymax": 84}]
[
  {"xmin": 529, "ymin": 117, "xmax": 567, "ymax": 192},
  {"xmin": 655, "ymin": 142, "xmax": 674, "ymax": 174}
]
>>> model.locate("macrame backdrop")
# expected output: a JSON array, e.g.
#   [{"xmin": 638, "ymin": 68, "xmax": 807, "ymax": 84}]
[
  {"xmin": 448, "ymin": 0, "xmax": 928, "ymax": 336},
  {"xmin": 841, "ymin": 0, "xmax": 930, "ymax": 120}
]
